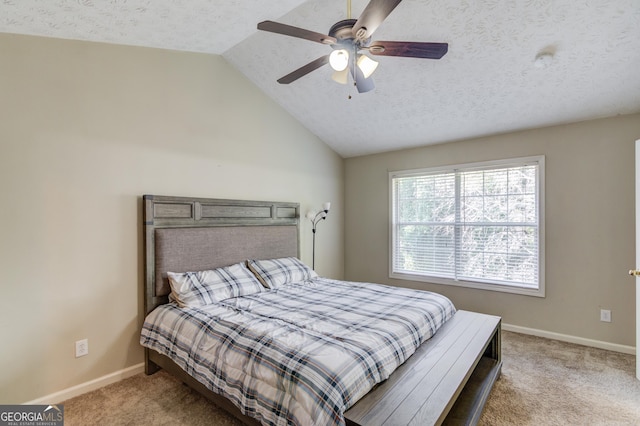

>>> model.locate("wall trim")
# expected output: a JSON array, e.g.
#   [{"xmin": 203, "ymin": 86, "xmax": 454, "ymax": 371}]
[
  {"xmin": 24, "ymin": 363, "xmax": 144, "ymax": 405},
  {"xmin": 503, "ymin": 323, "xmax": 636, "ymax": 355}
]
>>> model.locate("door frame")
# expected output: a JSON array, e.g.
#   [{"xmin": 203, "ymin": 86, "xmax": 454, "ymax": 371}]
[{"xmin": 634, "ymin": 139, "xmax": 640, "ymax": 380}]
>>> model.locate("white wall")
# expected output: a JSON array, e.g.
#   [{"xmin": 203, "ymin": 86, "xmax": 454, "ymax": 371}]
[
  {"xmin": 345, "ymin": 114, "xmax": 640, "ymax": 348},
  {"xmin": 0, "ymin": 33, "xmax": 344, "ymax": 403}
]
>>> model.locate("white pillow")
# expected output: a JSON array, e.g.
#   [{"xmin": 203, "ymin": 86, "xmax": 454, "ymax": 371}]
[
  {"xmin": 247, "ymin": 257, "xmax": 317, "ymax": 289},
  {"xmin": 167, "ymin": 262, "xmax": 265, "ymax": 308}
]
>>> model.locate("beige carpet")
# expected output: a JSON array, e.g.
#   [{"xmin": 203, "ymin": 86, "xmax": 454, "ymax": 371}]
[{"xmin": 63, "ymin": 331, "xmax": 640, "ymax": 425}]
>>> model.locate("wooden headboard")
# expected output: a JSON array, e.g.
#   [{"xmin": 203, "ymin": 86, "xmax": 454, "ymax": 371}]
[{"xmin": 143, "ymin": 195, "xmax": 300, "ymax": 314}]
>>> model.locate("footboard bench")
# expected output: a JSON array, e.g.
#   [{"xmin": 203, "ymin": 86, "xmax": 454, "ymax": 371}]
[{"xmin": 344, "ymin": 310, "xmax": 502, "ymax": 426}]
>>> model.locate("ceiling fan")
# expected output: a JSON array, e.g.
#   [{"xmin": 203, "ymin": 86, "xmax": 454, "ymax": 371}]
[{"xmin": 257, "ymin": 0, "xmax": 448, "ymax": 93}]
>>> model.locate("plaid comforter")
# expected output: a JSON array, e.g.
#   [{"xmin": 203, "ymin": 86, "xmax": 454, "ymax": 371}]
[{"xmin": 140, "ymin": 278, "xmax": 456, "ymax": 426}]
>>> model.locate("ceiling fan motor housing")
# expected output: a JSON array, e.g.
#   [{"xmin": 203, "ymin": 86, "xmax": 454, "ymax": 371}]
[{"xmin": 329, "ymin": 19, "xmax": 370, "ymax": 50}]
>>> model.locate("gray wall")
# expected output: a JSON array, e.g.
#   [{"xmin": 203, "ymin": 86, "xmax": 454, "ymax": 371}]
[
  {"xmin": 345, "ymin": 114, "xmax": 640, "ymax": 347},
  {"xmin": 0, "ymin": 33, "xmax": 344, "ymax": 403}
]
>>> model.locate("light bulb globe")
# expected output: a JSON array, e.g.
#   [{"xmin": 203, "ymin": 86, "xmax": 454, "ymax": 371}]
[
  {"xmin": 357, "ymin": 54, "xmax": 379, "ymax": 79},
  {"xmin": 329, "ymin": 49, "xmax": 349, "ymax": 71}
]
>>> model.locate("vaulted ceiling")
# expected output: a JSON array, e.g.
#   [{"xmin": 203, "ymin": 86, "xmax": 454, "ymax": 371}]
[{"xmin": 2, "ymin": 0, "xmax": 639, "ymax": 157}]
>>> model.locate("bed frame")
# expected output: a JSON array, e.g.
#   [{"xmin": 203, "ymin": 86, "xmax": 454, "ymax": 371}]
[{"xmin": 143, "ymin": 195, "xmax": 502, "ymax": 426}]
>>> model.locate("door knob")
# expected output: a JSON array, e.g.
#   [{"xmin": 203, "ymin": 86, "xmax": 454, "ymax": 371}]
[{"xmin": 629, "ymin": 269, "xmax": 640, "ymax": 276}]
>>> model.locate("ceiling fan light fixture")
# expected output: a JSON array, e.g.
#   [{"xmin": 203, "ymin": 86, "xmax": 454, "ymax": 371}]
[
  {"xmin": 357, "ymin": 54, "xmax": 379, "ymax": 79},
  {"xmin": 257, "ymin": 1, "xmax": 449, "ymax": 92},
  {"xmin": 329, "ymin": 49, "xmax": 349, "ymax": 71},
  {"xmin": 332, "ymin": 68, "xmax": 349, "ymax": 85}
]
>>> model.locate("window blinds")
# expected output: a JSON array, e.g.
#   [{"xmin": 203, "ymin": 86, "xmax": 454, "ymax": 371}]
[{"xmin": 392, "ymin": 160, "xmax": 540, "ymax": 289}]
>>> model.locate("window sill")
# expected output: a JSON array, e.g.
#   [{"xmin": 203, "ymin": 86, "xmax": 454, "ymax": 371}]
[{"xmin": 390, "ymin": 272, "xmax": 545, "ymax": 297}]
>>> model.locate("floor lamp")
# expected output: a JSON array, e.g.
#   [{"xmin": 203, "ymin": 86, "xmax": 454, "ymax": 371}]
[{"xmin": 306, "ymin": 202, "xmax": 331, "ymax": 270}]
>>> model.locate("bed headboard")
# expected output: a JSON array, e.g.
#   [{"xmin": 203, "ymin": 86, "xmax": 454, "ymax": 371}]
[{"xmin": 143, "ymin": 195, "xmax": 300, "ymax": 314}]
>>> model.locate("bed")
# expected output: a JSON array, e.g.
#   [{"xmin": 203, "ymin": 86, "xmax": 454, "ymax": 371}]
[{"xmin": 141, "ymin": 195, "xmax": 502, "ymax": 426}]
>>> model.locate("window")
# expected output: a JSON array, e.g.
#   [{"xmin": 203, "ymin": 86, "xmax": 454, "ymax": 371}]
[{"xmin": 390, "ymin": 156, "xmax": 544, "ymax": 297}]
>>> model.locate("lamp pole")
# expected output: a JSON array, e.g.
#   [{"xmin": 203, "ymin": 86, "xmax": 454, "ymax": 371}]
[{"xmin": 306, "ymin": 202, "xmax": 331, "ymax": 270}]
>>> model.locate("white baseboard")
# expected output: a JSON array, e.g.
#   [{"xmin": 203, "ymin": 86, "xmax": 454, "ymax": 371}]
[
  {"xmin": 24, "ymin": 363, "xmax": 145, "ymax": 405},
  {"xmin": 503, "ymin": 323, "xmax": 636, "ymax": 355}
]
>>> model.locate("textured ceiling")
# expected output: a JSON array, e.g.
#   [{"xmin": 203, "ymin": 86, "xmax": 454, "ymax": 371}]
[
  {"xmin": 0, "ymin": 0, "xmax": 306, "ymax": 53},
  {"xmin": 2, "ymin": 0, "xmax": 640, "ymax": 158}
]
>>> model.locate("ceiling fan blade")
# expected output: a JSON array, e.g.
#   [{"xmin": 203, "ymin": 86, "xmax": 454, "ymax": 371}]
[
  {"xmin": 277, "ymin": 55, "xmax": 330, "ymax": 85},
  {"xmin": 368, "ymin": 41, "xmax": 448, "ymax": 59},
  {"xmin": 353, "ymin": 64, "xmax": 375, "ymax": 93},
  {"xmin": 352, "ymin": 0, "xmax": 403, "ymax": 40},
  {"xmin": 257, "ymin": 21, "xmax": 337, "ymax": 45}
]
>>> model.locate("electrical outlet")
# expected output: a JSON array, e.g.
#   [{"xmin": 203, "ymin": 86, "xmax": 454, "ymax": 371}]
[
  {"xmin": 75, "ymin": 339, "xmax": 89, "ymax": 358},
  {"xmin": 600, "ymin": 309, "xmax": 611, "ymax": 323}
]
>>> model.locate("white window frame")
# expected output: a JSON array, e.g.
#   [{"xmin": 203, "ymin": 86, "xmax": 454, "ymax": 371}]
[{"xmin": 389, "ymin": 156, "xmax": 545, "ymax": 297}]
